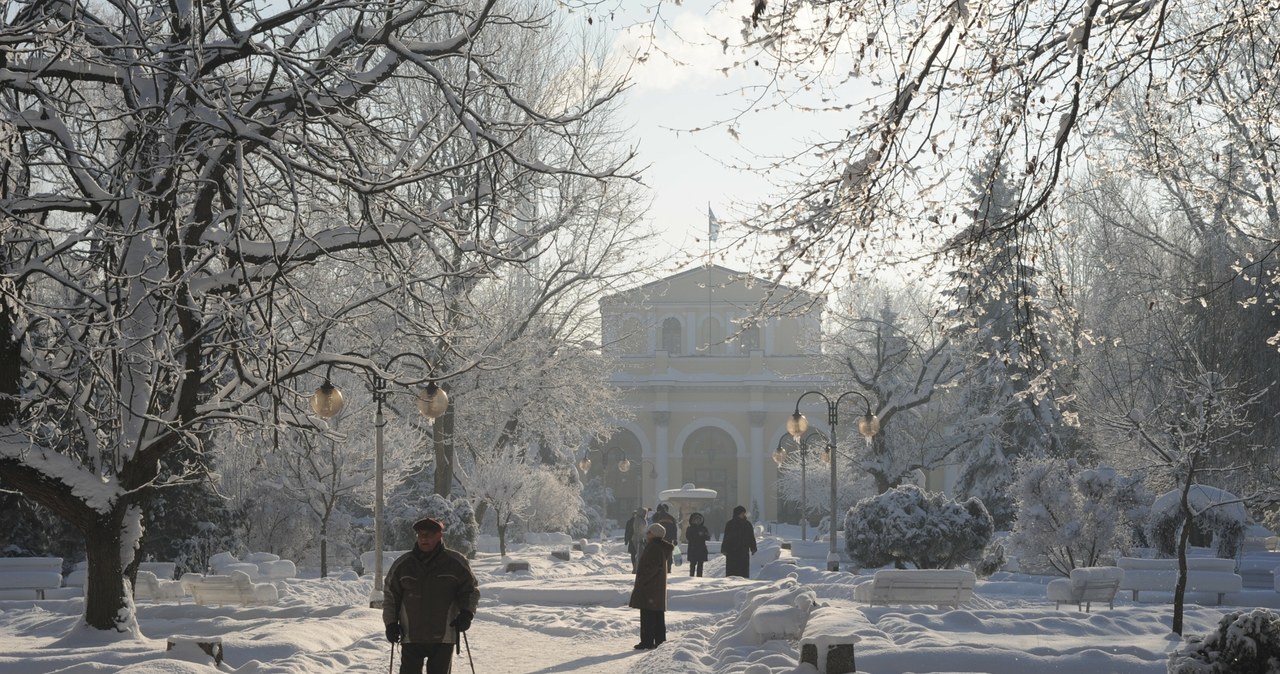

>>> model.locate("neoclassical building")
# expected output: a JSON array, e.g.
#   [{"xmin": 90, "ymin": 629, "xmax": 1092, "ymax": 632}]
[{"xmin": 590, "ymin": 265, "xmax": 830, "ymax": 526}]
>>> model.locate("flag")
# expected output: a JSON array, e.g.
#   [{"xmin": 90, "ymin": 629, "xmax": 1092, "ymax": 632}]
[{"xmin": 708, "ymin": 204, "xmax": 720, "ymax": 242}]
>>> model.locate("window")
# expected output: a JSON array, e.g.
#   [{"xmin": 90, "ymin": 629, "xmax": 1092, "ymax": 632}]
[
  {"xmin": 661, "ymin": 317, "xmax": 682, "ymax": 354},
  {"xmin": 739, "ymin": 324, "xmax": 760, "ymax": 354}
]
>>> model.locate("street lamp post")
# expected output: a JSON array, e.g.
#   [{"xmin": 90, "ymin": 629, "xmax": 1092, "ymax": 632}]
[
  {"xmin": 788, "ymin": 390, "xmax": 880, "ymax": 571},
  {"xmin": 578, "ymin": 447, "xmax": 631, "ymax": 540},
  {"xmin": 773, "ymin": 431, "xmax": 825, "ymax": 542},
  {"xmin": 310, "ymin": 352, "xmax": 449, "ymax": 608}
]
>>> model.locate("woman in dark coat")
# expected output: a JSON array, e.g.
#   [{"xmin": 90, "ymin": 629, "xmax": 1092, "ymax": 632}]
[
  {"xmin": 721, "ymin": 505, "xmax": 757, "ymax": 578},
  {"xmin": 684, "ymin": 512, "xmax": 711, "ymax": 577},
  {"xmin": 629, "ymin": 523, "xmax": 674, "ymax": 649}
]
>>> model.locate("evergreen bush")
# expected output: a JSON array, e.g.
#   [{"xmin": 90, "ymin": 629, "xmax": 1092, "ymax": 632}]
[
  {"xmin": 844, "ymin": 485, "xmax": 993, "ymax": 570},
  {"xmin": 1169, "ymin": 608, "xmax": 1280, "ymax": 674}
]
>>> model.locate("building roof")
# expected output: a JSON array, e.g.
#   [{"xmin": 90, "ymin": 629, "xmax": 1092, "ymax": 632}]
[{"xmin": 600, "ymin": 264, "xmax": 821, "ymax": 309}]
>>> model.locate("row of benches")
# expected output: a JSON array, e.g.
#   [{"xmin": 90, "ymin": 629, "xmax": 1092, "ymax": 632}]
[{"xmin": 0, "ymin": 557, "xmax": 281, "ymax": 606}]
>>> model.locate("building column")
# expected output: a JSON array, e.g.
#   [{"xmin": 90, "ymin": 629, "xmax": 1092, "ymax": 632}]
[
  {"xmin": 749, "ymin": 411, "xmax": 766, "ymax": 521},
  {"xmin": 653, "ymin": 410, "xmax": 670, "ymax": 505}
]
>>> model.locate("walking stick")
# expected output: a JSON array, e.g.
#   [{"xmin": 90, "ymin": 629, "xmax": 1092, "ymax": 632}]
[
  {"xmin": 462, "ymin": 631, "xmax": 476, "ymax": 674},
  {"xmin": 389, "ymin": 641, "xmax": 396, "ymax": 674}
]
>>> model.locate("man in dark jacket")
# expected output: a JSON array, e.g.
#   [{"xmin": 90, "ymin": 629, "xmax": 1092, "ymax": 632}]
[
  {"xmin": 652, "ymin": 504, "xmax": 679, "ymax": 571},
  {"xmin": 384, "ymin": 517, "xmax": 480, "ymax": 674},
  {"xmin": 721, "ymin": 505, "xmax": 757, "ymax": 578},
  {"xmin": 629, "ymin": 522, "xmax": 674, "ymax": 649}
]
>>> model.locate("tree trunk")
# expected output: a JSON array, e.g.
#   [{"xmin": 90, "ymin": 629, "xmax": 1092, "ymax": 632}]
[
  {"xmin": 1173, "ymin": 480, "xmax": 1195, "ymax": 636},
  {"xmin": 497, "ymin": 520, "xmax": 508, "ymax": 557},
  {"xmin": 319, "ymin": 519, "xmax": 329, "ymax": 579},
  {"xmin": 84, "ymin": 508, "xmax": 136, "ymax": 632},
  {"xmin": 433, "ymin": 407, "xmax": 455, "ymax": 498}
]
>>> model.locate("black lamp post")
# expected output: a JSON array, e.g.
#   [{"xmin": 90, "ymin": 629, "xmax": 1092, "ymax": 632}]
[
  {"xmin": 309, "ymin": 352, "xmax": 449, "ymax": 607},
  {"xmin": 788, "ymin": 390, "xmax": 879, "ymax": 571},
  {"xmin": 578, "ymin": 447, "xmax": 631, "ymax": 540},
  {"xmin": 773, "ymin": 430, "xmax": 827, "ymax": 542}
]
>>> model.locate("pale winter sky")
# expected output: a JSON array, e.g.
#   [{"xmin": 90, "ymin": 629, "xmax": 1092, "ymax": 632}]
[{"xmin": 601, "ymin": 1, "xmax": 864, "ymax": 277}]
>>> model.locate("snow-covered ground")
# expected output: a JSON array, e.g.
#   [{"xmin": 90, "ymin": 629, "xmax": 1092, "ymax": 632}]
[{"xmin": 2, "ymin": 529, "xmax": 1276, "ymax": 674}]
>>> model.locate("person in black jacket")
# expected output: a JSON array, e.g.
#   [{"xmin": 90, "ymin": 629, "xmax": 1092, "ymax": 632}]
[
  {"xmin": 384, "ymin": 517, "xmax": 479, "ymax": 674},
  {"xmin": 684, "ymin": 512, "xmax": 711, "ymax": 577},
  {"xmin": 721, "ymin": 505, "xmax": 757, "ymax": 578},
  {"xmin": 652, "ymin": 504, "xmax": 678, "ymax": 571}
]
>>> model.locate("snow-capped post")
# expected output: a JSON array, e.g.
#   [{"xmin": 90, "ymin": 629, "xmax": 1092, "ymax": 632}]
[
  {"xmin": 578, "ymin": 447, "xmax": 631, "ymax": 541},
  {"xmin": 310, "ymin": 352, "xmax": 449, "ymax": 608},
  {"xmin": 788, "ymin": 391, "xmax": 880, "ymax": 571},
  {"xmin": 774, "ymin": 431, "xmax": 828, "ymax": 542}
]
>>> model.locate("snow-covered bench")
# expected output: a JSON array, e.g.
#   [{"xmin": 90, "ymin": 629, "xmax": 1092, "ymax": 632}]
[
  {"xmin": 0, "ymin": 557, "xmax": 64, "ymax": 600},
  {"xmin": 181, "ymin": 571, "xmax": 278, "ymax": 607},
  {"xmin": 798, "ymin": 605, "xmax": 862, "ymax": 674},
  {"xmin": 134, "ymin": 570, "xmax": 186, "ymax": 602},
  {"xmin": 853, "ymin": 569, "xmax": 976, "ymax": 608},
  {"xmin": 139, "ymin": 561, "xmax": 178, "ymax": 580},
  {"xmin": 1116, "ymin": 557, "xmax": 1242, "ymax": 605},
  {"xmin": 1047, "ymin": 566, "xmax": 1124, "ymax": 612},
  {"xmin": 209, "ymin": 552, "xmax": 296, "ymax": 581}
]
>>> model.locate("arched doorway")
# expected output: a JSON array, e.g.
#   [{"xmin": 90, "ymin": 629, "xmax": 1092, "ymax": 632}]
[{"xmin": 680, "ymin": 426, "xmax": 737, "ymax": 537}]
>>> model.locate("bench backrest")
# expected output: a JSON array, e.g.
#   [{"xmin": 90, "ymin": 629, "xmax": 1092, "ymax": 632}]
[
  {"xmin": 1118, "ymin": 557, "xmax": 1236, "ymax": 572},
  {"xmin": 869, "ymin": 569, "xmax": 976, "ymax": 605},
  {"xmin": 1069, "ymin": 566, "xmax": 1124, "ymax": 601},
  {"xmin": 0, "ymin": 557, "xmax": 63, "ymax": 573}
]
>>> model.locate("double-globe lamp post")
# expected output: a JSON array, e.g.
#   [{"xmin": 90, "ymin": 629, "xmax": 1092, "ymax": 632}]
[
  {"xmin": 773, "ymin": 431, "xmax": 825, "ymax": 543},
  {"xmin": 578, "ymin": 447, "xmax": 631, "ymax": 540},
  {"xmin": 310, "ymin": 353, "xmax": 450, "ymax": 607},
  {"xmin": 787, "ymin": 390, "xmax": 880, "ymax": 571}
]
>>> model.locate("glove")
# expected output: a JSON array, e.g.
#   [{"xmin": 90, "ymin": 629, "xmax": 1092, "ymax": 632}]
[
  {"xmin": 385, "ymin": 623, "xmax": 401, "ymax": 644},
  {"xmin": 451, "ymin": 610, "xmax": 473, "ymax": 633}
]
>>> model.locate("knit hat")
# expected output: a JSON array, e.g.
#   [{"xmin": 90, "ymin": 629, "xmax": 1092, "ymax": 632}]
[{"xmin": 646, "ymin": 523, "xmax": 666, "ymax": 537}]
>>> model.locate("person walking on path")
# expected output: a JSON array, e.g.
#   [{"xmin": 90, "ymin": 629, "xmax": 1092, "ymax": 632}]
[
  {"xmin": 625, "ymin": 508, "xmax": 648, "ymax": 571},
  {"xmin": 684, "ymin": 512, "xmax": 711, "ymax": 577},
  {"xmin": 651, "ymin": 504, "xmax": 678, "ymax": 572},
  {"xmin": 629, "ymin": 523, "xmax": 674, "ymax": 650},
  {"xmin": 384, "ymin": 517, "xmax": 480, "ymax": 674},
  {"xmin": 721, "ymin": 505, "xmax": 757, "ymax": 578}
]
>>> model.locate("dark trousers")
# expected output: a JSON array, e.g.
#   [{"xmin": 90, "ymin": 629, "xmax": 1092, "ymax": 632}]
[
  {"xmin": 399, "ymin": 642, "xmax": 454, "ymax": 674},
  {"xmin": 725, "ymin": 551, "xmax": 750, "ymax": 578},
  {"xmin": 639, "ymin": 608, "xmax": 666, "ymax": 647},
  {"xmin": 689, "ymin": 561, "xmax": 704, "ymax": 577}
]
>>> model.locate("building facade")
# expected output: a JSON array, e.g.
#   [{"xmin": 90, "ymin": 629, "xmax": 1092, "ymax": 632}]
[{"xmin": 591, "ymin": 265, "xmax": 830, "ymax": 526}]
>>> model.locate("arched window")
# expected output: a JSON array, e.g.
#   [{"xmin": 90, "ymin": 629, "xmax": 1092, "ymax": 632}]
[{"xmin": 661, "ymin": 317, "xmax": 682, "ymax": 354}]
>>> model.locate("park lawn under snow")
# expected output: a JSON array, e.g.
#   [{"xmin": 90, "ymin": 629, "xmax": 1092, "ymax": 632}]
[{"xmin": 2, "ymin": 533, "xmax": 1278, "ymax": 674}]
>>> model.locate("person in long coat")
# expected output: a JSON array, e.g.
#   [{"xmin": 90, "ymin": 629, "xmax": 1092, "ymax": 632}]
[
  {"xmin": 628, "ymin": 508, "xmax": 649, "ymax": 572},
  {"xmin": 721, "ymin": 505, "xmax": 757, "ymax": 578},
  {"xmin": 628, "ymin": 523, "xmax": 674, "ymax": 649},
  {"xmin": 684, "ymin": 512, "xmax": 711, "ymax": 577}
]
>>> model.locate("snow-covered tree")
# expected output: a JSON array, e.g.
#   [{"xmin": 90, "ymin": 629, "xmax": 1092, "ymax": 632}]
[
  {"xmin": 465, "ymin": 446, "xmax": 584, "ymax": 555},
  {"xmin": 1009, "ymin": 458, "xmax": 1147, "ymax": 575},
  {"xmin": 1100, "ymin": 365, "xmax": 1266, "ymax": 634},
  {"xmin": 0, "ymin": 0, "xmax": 635, "ymax": 634},
  {"xmin": 844, "ymin": 484, "xmax": 993, "ymax": 570},
  {"xmin": 1170, "ymin": 608, "xmax": 1280, "ymax": 674}
]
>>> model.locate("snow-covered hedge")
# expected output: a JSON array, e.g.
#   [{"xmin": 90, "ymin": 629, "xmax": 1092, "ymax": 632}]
[
  {"xmin": 1147, "ymin": 485, "xmax": 1247, "ymax": 560},
  {"xmin": 1169, "ymin": 607, "xmax": 1280, "ymax": 673},
  {"xmin": 1009, "ymin": 458, "xmax": 1147, "ymax": 576},
  {"xmin": 844, "ymin": 485, "xmax": 993, "ymax": 570}
]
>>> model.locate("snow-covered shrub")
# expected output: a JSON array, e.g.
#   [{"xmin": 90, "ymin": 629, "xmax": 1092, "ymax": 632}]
[
  {"xmin": 1009, "ymin": 458, "xmax": 1147, "ymax": 576},
  {"xmin": 1169, "ymin": 608, "xmax": 1280, "ymax": 674},
  {"xmin": 1147, "ymin": 485, "xmax": 1248, "ymax": 559},
  {"xmin": 844, "ymin": 484, "xmax": 993, "ymax": 570},
  {"xmin": 974, "ymin": 536, "xmax": 1007, "ymax": 578}
]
